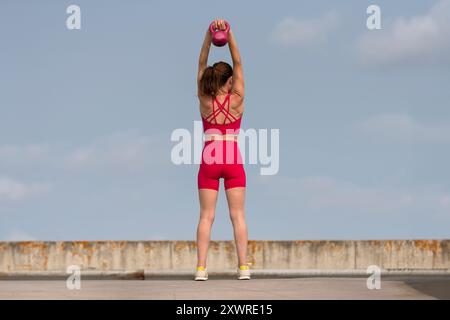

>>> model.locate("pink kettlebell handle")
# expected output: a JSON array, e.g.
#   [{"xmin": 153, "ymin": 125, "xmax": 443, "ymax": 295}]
[{"xmin": 209, "ymin": 21, "xmax": 230, "ymax": 34}]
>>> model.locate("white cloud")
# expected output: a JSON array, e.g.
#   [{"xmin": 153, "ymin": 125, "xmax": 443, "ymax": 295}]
[
  {"xmin": 0, "ymin": 130, "xmax": 169, "ymax": 180},
  {"xmin": 270, "ymin": 11, "xmax": 339, "ymax": 47},
  {"xmin": 3, "ymin": 229, "xmax": 36, "ymax": 241},
  {"xmin": 298, "ymin": 176, "xmax": 413, "ymax": 211},
  {"xmin": 355, "ymin": 113, "xmax": 450, "ymax": 144},
  {"xmin": 258, "ymin": 175, "xmax": 450, "ymax": 216},
  {"xmin": 440, "ymin": 195, "xmax": 450, "ymax": 208},
  {"xmin": 148, "ymin": 234, "xmax": 166, "ymax": 240},
  {"xmin": 0, "ymin": 143, "xmax": 50, "ymax": 164},
  {"xmin": 0, "ymin": 177, "xmax": 52, "ymax": 201},
  {"xmin": 357, "ymin": 0, "xmax": 450, "ymax": 66},
  {"xmin": 64, "ymin": 129, "xmax": 167, "ymax": 171}
]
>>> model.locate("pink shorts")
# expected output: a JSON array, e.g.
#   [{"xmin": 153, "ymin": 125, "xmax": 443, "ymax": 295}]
[{"xmin": 197, "ymin": 141, "xmax": 246, "ymax": 191}]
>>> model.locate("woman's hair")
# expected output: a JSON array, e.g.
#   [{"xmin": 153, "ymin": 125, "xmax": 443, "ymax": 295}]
[{"xmin": 199, "ymin": 61, "xmax": 233, "ymax": 97}]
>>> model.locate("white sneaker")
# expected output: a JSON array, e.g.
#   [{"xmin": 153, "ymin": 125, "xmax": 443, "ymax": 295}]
[
  {"xmin": 237, "ymin": 266, "xmax": 251, "ymax": 280},
  {"xmin": 194, "ymin": 267, "xmax": 208, "ymax": 281}
]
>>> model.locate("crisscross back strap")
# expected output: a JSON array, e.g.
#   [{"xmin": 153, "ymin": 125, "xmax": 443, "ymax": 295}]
[
  {"xmin": 204, "ymin": 97, "xmax": 220, "ymax": 124},
  {"xmin": 205, "ymin": 94, "xmax": 237, "ymax": 125}
]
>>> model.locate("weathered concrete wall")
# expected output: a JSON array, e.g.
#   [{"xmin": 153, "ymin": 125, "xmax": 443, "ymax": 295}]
[{"xmin": 0, "ymin": 240, "xmax": 448, "ymax": 273}]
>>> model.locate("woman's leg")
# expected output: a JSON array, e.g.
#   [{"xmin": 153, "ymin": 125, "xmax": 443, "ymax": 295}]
[
  {"xmin": 196, "ymin": 189, "xmax": 219, "ymax": 268},
  {"xmin": 225, "ymin": 187, "xmax": 248, "ymax": 266}
]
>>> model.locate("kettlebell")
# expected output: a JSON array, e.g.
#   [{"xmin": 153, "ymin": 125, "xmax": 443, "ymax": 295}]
[{"xmin": 209, "ymin": 21, "xmax": 230, "ymax": 47}]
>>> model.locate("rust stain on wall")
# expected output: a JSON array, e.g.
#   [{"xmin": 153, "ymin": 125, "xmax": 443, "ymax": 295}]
[
  {"xmin": 384, "ymin": 240, "xmax": 394, "ymax": 252},
  {"xmin": 173, "ymin": 241, "xmax": 196, "ymax": 252},
  {"xmin": 1, "ymin": 240, "xmax": 448, "ymax": 272},
  {"xmin": 414, "ymin": 240, "xmax": 441, "ymax": 254},
  {"xmin": 209, "ymin": 241, "xmax": 221, "ymax": 253},
  {"xmin": 246, "ymin": 241, "xmax": 262, "ymax": 267},
  {"xmin": 247, "ymin": 240, "xmax": 261, "ymax": 254},
  {"xmin": 16, "ymin": 241, "xmax": 48, "ymax": 254}
]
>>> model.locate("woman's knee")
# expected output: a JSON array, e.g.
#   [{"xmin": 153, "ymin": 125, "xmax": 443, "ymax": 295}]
[
  {"xmin": 200, "ymin": 210, "xmax": 215, "ymax": 223},
  {"xmin": 229, "ymin": 209, "xmax": 245, "ymax": 223}
]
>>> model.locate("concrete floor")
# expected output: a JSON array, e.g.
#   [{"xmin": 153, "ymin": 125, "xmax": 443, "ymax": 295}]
[{"xmin": 1, "ymin": 277, "xmax": 449, "ymax": 300}]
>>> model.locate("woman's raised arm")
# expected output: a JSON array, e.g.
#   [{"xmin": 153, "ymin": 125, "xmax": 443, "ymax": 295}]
[
  {"xmin": 197, "ymin": 30, "xmax": 212, "ymax": 89},
  {"xmin": 227, "ymin": 29, "xmax": 244, "ymax": 100}
]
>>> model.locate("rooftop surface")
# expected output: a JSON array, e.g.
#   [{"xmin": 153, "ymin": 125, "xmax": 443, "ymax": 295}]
[{"xmin": 1, "ymin": 277, "xmax": 449, "ymax": 300}]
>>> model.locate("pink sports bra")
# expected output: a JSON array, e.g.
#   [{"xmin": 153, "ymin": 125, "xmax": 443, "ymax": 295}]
[{"xmin": 201, "ymin": 93, "xmax": 242, "ymax": 135}]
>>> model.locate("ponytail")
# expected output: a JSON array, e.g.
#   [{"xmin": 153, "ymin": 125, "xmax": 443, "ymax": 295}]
[{"xmin": 199, "ymin": 61, "xmax": 233, "ymax": 97}]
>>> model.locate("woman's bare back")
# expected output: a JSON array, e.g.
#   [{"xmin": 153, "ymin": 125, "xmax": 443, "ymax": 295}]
[{"xmin": 199, "ymin": 93, "xmax": 243, "ymax": 124}]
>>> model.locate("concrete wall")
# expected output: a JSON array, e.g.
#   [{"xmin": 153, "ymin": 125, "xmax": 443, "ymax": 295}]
[{"xmin": 0, "ymin": 240, "xmax": 449, "ymax": 273}]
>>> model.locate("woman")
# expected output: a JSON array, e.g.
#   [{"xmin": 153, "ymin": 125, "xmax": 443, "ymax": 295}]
[{"xmin": 195, "ymin": 19, "xmax": 250, "ymax": 281}]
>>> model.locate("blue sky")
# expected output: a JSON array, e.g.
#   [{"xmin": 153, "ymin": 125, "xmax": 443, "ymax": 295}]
[{"xmin": 1, "ymin": 0, "xmax": 449, "ymax": 240}]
